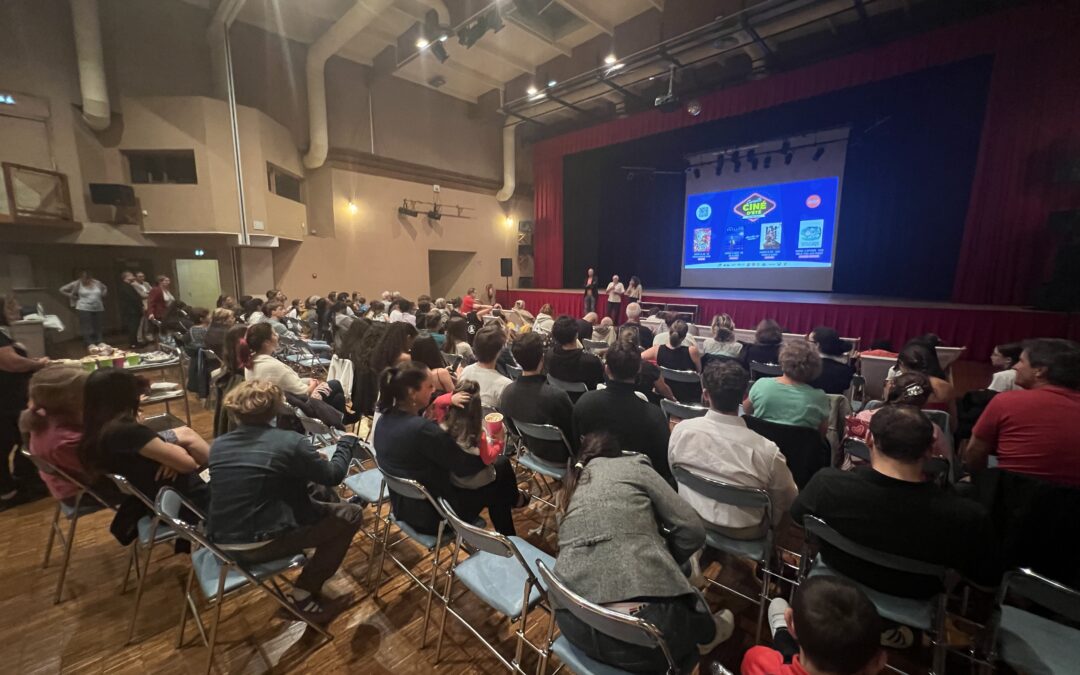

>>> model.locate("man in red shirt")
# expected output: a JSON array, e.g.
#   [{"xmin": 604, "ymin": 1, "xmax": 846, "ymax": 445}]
[
  {"xmin": 460, "ymin": 288, "xmax": 476, "ymax": 315},
  {"xmin": 968, "ymin": 338, "xmax": 1080, "ymax": 487},
  {"xmin": 741, "ymin": 576, "xmax": 885, "ymax": 675}
]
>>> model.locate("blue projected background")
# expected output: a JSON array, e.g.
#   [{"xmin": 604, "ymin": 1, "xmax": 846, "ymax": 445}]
[{"xmin": 683, "ymin": 177, "xmax": 839, "ymax": 270}]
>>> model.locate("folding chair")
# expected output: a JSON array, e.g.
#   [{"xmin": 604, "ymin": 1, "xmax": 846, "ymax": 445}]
[
  {"xmin": 749, "ymin": 361, "xmax": 782, "ymax": 380},
  {"xmin": 858, "ymin": 354, "xmax": 895, "ymax": 402},
  {"xmin": 546, "ymin": 374, "xmax": 588, "ymax": 396},
  {"xmin": 433, "ymin": 498, "xmax": 556, "ymax": 672},
  {"xmin": 985, "ymin": 568, "xmax": 1080, "ymax": 675},
  {"xmin": 443, "ymin": 351, "xmax": 463, "ymax": 370},
  {"xmin": 658, "ymin": 366, "xmax": 702, "ymax": 403},
  {"xmin": 106, "ymin": 473, "xmax": 179, "ymax": 643},
  {"xmin": 537, "ymin": 560, "xmax": 690, "ymax": 675},
  {"xmin": 672, "ymin": 464, "xmax": 778, "ymax": 642},
  {"xmin": 506, "ymin": 364, "xmax": 523, "ymax": 380},
  {"xmin": 295, "ymin": 409, "xmax": 341, "ymax": 460},
  {"xmin": 21, "ymin": 448, "xmax": 115, "ymax": 604},
  {"xmin": 512, "ymin": 420, "xmax": 574, "ymax": 538},
  {"xmin": 280, "ymin": 335, "xmax": 331, "ymax": 378},
  {"xmin": 800, "ymin": 515, "xmax": 956, "ymax": 675},
  {"xmin": 155, "ymin": 487, "xmax": 331, "ymax": 675},
  {"xmin": 582, "ymin": 339, "xmax": 609, "ymax": 355},
  {"xmin": 660, "ymin": 399, "xmax": 708, "ymax": 423}
]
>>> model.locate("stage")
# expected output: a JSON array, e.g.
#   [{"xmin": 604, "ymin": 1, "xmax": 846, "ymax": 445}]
[{"xmin": 496, "ymin": 288, "xmax": 1080, "ymax": 359}]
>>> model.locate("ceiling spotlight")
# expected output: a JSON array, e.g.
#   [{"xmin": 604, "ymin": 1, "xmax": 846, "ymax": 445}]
[
  {"xmin": 347, "ymin": 201, "xmax": 359, "ymax": 214},
  {"xmin": 398, "ymin": 200, "xmax": 419, "ymax": 217},
  {"xmin": 812, "ymin": 146, "xmax": 826, "ymax": 161},
  {"xmin": 763, "ymin": 155, "xmax": 772, "ymax": 169},
  {"xmin": 733, "ymin": 159, "xmax": 742, "ymax": 173},
  {"xmin": 431, "ymin": 41, "xmax": 450, "ymax": 63},
  {"xmin": 427, "ymin": 207, "xmax": 442, "ymax": 221},
  {"xmin": 547, "ymin": 79, "xmax": 557, "ymax": 87},
  {"xmin": 416, "ymin": 38, "xmax": 429, "ymax": 49},
  {"xmin": 604, "ymin": 53, "xmax": 617, "ymax": 65},
  {"xmin": 526, "ymin": 85, "xmax": 538, "ymax": 96},
  {"xmin": 784, "ymin": 151, "xmax": 794, "ymax": 165},
  {"xmin": 715, "ymin": 156, "xmax": 724, "ymax": 175},
  {"xmin": 504, "ymin": 216, "xmax": 514, "ymax": 228},
  {"xmin": 692, "ymin": 167, "xmax": 701, "ymax": 179},
  {"xmin": 438, "ymin": 33, "xmax": 449, "ymax": 42}
]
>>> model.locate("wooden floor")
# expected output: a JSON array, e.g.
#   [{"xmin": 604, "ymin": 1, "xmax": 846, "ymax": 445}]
[{"xmin": 3, "ymin": 354, "xmax": 987, "ymax": 673}]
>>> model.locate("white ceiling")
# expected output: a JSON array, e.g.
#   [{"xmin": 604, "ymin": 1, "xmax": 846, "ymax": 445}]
[{"xmin": 182, "ymin": 0, "xmax": 660, "ymax": 102}]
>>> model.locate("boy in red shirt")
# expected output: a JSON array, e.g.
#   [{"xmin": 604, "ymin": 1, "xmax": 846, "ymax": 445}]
[{"xmin": 741, "ymin": 577, "xmax": 885, "ymax": 675}]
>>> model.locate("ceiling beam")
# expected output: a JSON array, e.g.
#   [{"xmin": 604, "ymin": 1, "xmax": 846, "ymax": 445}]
[
  {"xmin": 646, "ymin": 0, "xmax": 664, "ymax": 10},
  {"xmin": 503, "ymin": 18, "xmax": 573, "ymax": 57},
  {"xmin": 555, "ymin": 0, "xmax": 614, "ymax": 35},
  {"xmin": 427, "ymin": 54, "xmax": 504, "ymax": 90},
  {"xmin": 391, "ymin": 68, "xmax": 479, "ymax": 103},
  {"xmin": 470, "ymin": 40, "xmax": 537, "ymax": 75}
]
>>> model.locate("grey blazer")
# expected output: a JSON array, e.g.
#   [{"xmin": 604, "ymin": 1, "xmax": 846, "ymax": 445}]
[{"xmin": 554, "ymin": 454, "xmax": 705, "ymax": 605}]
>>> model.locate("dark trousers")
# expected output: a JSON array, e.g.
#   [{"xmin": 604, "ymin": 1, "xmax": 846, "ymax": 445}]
[
  {"xmin": 320, "ymin": 380, "xmax": 346, "ymax": 413},
  {"xmin": 772, "ymin": 627, "xmax": 800, "ymax": 662},
  {"xmin": 77, "ymin": 309, "xmax": 103, "ymax": 346},
  {"xmin": 555, "ymin": 594, "xmax": 715, "ymax": 672},
  {"xmin": 121, "ymin": 311, "xmax": 142, "ymax": 346},
  {"xmin": 452, "ymin": 455, "xmax": 520, "ymax": 536},
  {"xmin": 584, "ymin": 295, "xmax": 596, "ymax": 315},
  {"xmin": 606, "ymin": 301, "xmax": 621, "ymax": 322},
  {"xmin": 233, "ymin": 501, "xmax": 363, "ymax": 595},
  {"xmin": 0, "ymin": 413, "xmax": 32, "ymax": 495}
]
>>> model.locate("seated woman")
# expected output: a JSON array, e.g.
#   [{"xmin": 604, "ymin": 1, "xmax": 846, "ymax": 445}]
[
  {"xmin": 213, "ymin": 324, "xmax": 249, "ymax": 437},
  {"xmin": 743, "ymin": 339, "xmax": 830, "ymax": 433},
  {"xmin": 410, "ymin": 334, "xmax": 455, "ymax": 396},
  {"xmin": 533, "ymin": 304, "xmax": 555, "ymax": 334},
  {"xmin": 701, "ymin": 313, "xmax": 743, "ymax": 359},
  {"xmin": 554, "ymin": 432, "xmax": 731, "ymax": 672},
  {"xmin": 204, "ymin": 307, "xmax": 235, "ymax": 357},
  {"xmin": 186, "ymin": 307, "xmax": 211, "ymax": 348},
  {"xmin": 512, "ymin": 299, "xmax": 535, "ymax": 324},
  {"xmin": 591, "ymin": 317, "xmax": 617, "ymax": 347},
  {"xmin": 78, "ymin": 369, "xmax": 210, "ymax": 543},
  {"xmin": 741, "ymin": 319, "xmax": 784, "ymax": 367},
  {"xmin": 372, "ymin": 362, "xmax": 528, "ymax": 536},
  {"xmin": 642, "ymin": 320, "xmax": 702, "ymax": 403},
  {"xmin": 807, "ymin": 326, "xmax": 855, "ymax": 395},
  {"xmin": 20, "ymin": 367, "xmax": 91, "ymax": 506},
  {"xmin": 988, "ymin": 341, "xmax": 1022, "ymax": 392},
  {"xmin": 442, "ymin": 316, "xmax": 475, "ymax": 361},
  {"xmin": 845, "ymin": 371, "xmax": 951, "ymax": 465},
  {"xmin": 884, "ymin": 341, "xmax": 956, "ymax": 422}
]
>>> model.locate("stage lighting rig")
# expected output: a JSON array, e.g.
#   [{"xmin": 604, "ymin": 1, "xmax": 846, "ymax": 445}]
[
  {"xmin": 812, "ymin": 146, "xmax": 826, "ymax": 161},
  {"xmin": 398, "ymin": 200, "xmax": 419, "ymax": 217},
  {"xmin": 715, "ymin": 156, "xmax": 724, "ymax": 175},
  {"xmin": 427, "ymin": 206, "xmax": 442, "ymax": 221},
  {"xmin": 458, "ymin": 6, "xmax": 503, "ymax": 48}
]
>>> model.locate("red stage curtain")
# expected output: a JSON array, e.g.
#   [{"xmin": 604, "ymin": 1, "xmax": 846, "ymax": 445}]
[
  {"xmin": 498, "ymin": 289, "xmax": 1080, "ymax": 361},
  {"xmin": 530, "ymin": 5, "xmax": 1080, "ymax": 304}
]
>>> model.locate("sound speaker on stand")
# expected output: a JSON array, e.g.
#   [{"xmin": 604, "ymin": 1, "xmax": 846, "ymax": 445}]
[{"xmin": 500, "ymin": 258, "xmax": 512, "ymax": 295}]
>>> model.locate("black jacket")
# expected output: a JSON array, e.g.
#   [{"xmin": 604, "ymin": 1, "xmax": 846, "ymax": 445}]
[
  {"xmin": 499, "ymin": 374, "xmax": 575, "ymax": 462},
  {"xmin": 811, "ymin": 358, "xmax": 856, "ymax": 395},
  {"xmin": 572, "ymin": 381, "xmax": 671, "ymax": 481},
  {"xmin": 546, "ymin": 345, "xmax": 604, "ymax": 391},
  {"xmin": 207, "ymin": 425, "xmax": 356, "ymax": 544},
  {"xmin": 118, "ymin": 281, "xmax": 143, "ymax": 318}
]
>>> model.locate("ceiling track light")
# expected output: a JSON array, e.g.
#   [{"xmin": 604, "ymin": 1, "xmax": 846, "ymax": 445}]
[
  {"xmin": 398, "ymin": 200, "xmax": 419, "ymax": 217},
  {"xmin": 812, "ymin": 146, "xmax": 826, "ymax": 161},
  {"xmin": 427, "ymin": 207, "xmax": 442, "ymax": 221}
]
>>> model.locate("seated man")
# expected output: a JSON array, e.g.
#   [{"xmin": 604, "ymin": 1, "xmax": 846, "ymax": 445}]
[
  {"xmin": 573, "ymin": 342, "xmax": 671, "ymax": 480},
  {"xmin": 499, "ymin": 332, "xmax": 575, "ymax": 463},
  {"xmin": 669, "ymin": 360, "xmax": 797, "ymax": 538},
  {"xmin": 621, "ymin": 301, "xmax": 654, "ymax": 350},
  {"xmin": 791, "ymin": 404, "xmax": 1001, "ymax": 598},
  {"xmin": 263, "ymin": 300, "xmax": 299, "ymax": 340},
  {"xmin": 458, "ymin": 325, "xmax": 512, "ymax": 408},
  {"xmin": 546, "ymin": 315, "xmax": 604, "ymax": 392},
  {"xmin": 207, "ymin": 381, "xmax": 363, "ymax": 623},
  {"xmin": 967, "ymin": 338, "xmax": 1080, "ymax": 487}
]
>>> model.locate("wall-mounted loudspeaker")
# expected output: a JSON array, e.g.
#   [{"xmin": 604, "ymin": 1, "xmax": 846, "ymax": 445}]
[{"xmin": 500, "ymin": 258, "xmax": 513, "ymax": 277}]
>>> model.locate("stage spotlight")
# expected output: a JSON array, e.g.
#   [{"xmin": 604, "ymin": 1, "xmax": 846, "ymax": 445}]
[
  {"xmin": 715, "ymin": 156, "xmax": 724, "ymax": 175},
  {"xmin": 431, "ymin": 40, "xmax": 450, "ymax": 63},
  {"xmin": 427, "ymin": 207, "xmax": 442, "ymax": 220},
  {"xmin": 692, "ymin": 167, "xmax": 701, "ymax": 179},
  {"xmin": 526, "ymin": 85, "xmax": 538, "ymax": 96},
  {"xmin": 733, "ymin": 160, "xmax": 742, "ymax": 173},
  {"xmin": 347, "ymin": 201, "xmax": 359, "ymax": 214},
  {"xmin": 812, "ymin": 146, "xmax": 826, "ymax": 161},
  {"xmin": 763, "ymin": 155, "xmax": 772, "ymax": 169},
  {"xmin": 604, "ymin": 53, "xmax": 618, "ymax": 65},
  {"xmin": 416, "ymin": 37, "xmax": 430, "ymax": 49},
  {"xmin": 398, "ymin": 201, "xmax": 419, "ymax": 217},
  {"xmin": 784, "ymin": 152, "xmax": 793, "ymax": 165},
  {"xmin": 747, "ymin": 149, "xmax": 757, "ymax": 170}
]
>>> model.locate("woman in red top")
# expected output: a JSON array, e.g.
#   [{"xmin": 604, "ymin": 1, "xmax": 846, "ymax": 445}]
[{"xmin": 145, "ymin": 275, "xmax": 174, "ymax": 323}]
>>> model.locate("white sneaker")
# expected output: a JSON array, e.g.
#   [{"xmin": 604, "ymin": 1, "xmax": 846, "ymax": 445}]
[
  {"xmin": 768, "ymin": 597, "xmax": 789, "ymax": 637},
  {"xmin": 699, "ymin": 609, "xmax": 735, "ymax": 654}
]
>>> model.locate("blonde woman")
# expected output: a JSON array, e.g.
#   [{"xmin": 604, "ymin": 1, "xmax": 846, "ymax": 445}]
[{"xmin": 701, "ymin": 313, "xmax": 742, "ymax": 359}]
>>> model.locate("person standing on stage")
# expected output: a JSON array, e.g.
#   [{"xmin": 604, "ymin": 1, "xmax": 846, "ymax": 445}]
[
  {"xmin": 604, "ymin": 274, "xmax": 625, "ymax": 322},
  {"xmin": 626, "ymin": 276, "xmax": 643, "ymax": 306},
  {"xmin": 583, "ymin": 269, "xmax": 599, "ymax": 315}
]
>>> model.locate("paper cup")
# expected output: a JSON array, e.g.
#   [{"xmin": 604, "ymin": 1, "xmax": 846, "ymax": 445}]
[
  {"xmin": 484, "ymin": 412, "xmax": 504, "ymax": 439},
  {"xmin": 81, "ymin": 360, "xmax": 97, "ymax": 373},
  {"xmin": 126, "ymin": 354, "xmax": 141, "ymax": 367}
]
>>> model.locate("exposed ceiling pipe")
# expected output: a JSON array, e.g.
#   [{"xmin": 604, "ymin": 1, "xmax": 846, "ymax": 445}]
[
  {"xmin": 496, "ymin": 123, "xmax": 516, "ymax": 202},
  {"xmin": 304, "ymin": 0, "xmax": 397, "ymax": 169},
  {"xmin": 207, "ymin": 0, "xmax": 247, "ymax": 99},
  {"xmin": 69, "ymin": 0, "xmax": 110, "ymax": 131}
]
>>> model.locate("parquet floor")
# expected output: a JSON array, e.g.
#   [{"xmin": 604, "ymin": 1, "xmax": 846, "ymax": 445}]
[{"xmin": 3, "ymin": 357, "xmax": 992, "ymax": 673}]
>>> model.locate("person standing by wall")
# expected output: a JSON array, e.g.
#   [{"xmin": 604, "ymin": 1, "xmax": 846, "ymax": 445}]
[
  {"xmin": 118, "ymin": 272, "xmax": 145, "ymax": 348},
  {"xmin": 59, "ymin": 270, "xmax": 107, "ymax": 347},
  {"xmin": 583, "ymin": 268, "xmax": 598, "ymax": 315},
  {"xmin": 604, "ymin": 274, "xmax": 625, "ymax": 323}
]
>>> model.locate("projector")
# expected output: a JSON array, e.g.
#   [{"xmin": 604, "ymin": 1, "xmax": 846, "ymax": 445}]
[{"xmin": 654, "ymin": 93, "xmax": 677, "ymax": 107}]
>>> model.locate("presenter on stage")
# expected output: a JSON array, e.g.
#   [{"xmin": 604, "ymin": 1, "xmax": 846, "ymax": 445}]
[
  {"xmin": 583, "ymin": 268, "xmax": 599, "ymax": 315},
  {"xmin": 626, "ymin": 276, "xmax": 643, "ymax": 306},
  {"xmin": 605, "ymin": 275, "xmax": 625, "ymax": 322}
]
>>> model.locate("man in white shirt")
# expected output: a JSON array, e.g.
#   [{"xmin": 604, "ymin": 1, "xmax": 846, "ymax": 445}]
[
  {"xmin": 263, "ymin": 301, "xmax": 298, "ymax": 340},
  {"xmin": 669, "ymin": 359, "xmax": 797, "ymax": 538},
  {"xmin": 604, "ymin": 274, "xmax": 625, "ymax": 323},
  {"xmin": 458, "ymin": 325, "xmax": 511, "ymax": 408}
]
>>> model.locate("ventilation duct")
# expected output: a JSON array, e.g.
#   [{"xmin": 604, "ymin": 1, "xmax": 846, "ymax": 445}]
[
  {"xmin": 496, "ymin": 123, "xmax": 516, "ymax": 202},
  {"xmin": 69, "ymin": 0, "xmax": 110, "ymax": 131}
]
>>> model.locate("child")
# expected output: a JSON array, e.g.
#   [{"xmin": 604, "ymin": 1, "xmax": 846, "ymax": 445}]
[
  {"xmin": 19, "ymin": 367, "xmax": 90, "ymax": 505},
  {"xmin": 843, "ymin": 371, "xmax": 949, "ymax": 466},
  {"xmin": 430, "ymin": 380, "xmax": 503, "ymax": 489},
  {"xmin": 742, "ymin": 576, "xmax": 886, "ymax": 675}
]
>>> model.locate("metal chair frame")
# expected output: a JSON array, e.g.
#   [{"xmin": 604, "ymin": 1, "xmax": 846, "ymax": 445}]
[
  {"xmin": 443, "ymin": 351, "xmax": 463, "ymax": 370},
  {"xmin": 433, "ymin": 498, "xmax": 553, "ymax": 673},
  {"xmin": 106, "ymin": 473, "xmax": 180, "ymax": 644},
  {"xmin": 279, "ymin": 334, "xmax": 330, "ymax": 379},
  {"xmin": 154, "ymin": 487, "xmax": 331, "ymax": 675},
  {"xmin": 749, "ymin": 361, "xmax": 783, "ymax": 380},
  {"xmin": 582, "ymin": 339, "xmax": 609, "ymax": 355},
  {"xmin": 511, "ymin": 420, "xmax": 574, "ymax": 538},
  {"xmin": 21, "ymin": 448, "xmax": 116, "ymax": 604},
  {"xmin": 982, "ymin": 568, "xmax": 1080, "ymax": 672},
  {"xmin": 671, "ymin": 464, "xmax": 778, "ymax": 642},
  {"xmin": 660, "ymin": 399, "xmax": 708, "ymax": 422},
  {"xmin": 546, "ymin": 374, "xmax": 588, "ymax": 395},
  {"xmin": 537, "ymin": 560, "xmax": 684, "ymax": 675}
]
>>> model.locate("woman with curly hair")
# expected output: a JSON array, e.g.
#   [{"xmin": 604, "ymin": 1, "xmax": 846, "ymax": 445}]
[{"xmin": 743, "ymin": 338, "xmax": 830, "ymax": 432}]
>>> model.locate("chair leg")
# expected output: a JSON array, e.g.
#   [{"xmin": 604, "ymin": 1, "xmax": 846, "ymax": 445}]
[
  {"xmin": 127, "ymin": 535, "xmax": 157, "ymax": 644},
  {"xmin": 368, "ymin": 509, "xmax": 391, "ymax": 597},
  {"xmin": 53, "ymin": 509, "xmax": 81, "ymax": 604},
  {"xmin": 204, "ymin": 568, "xmax": 229, "ymax": 675},
  {"xmin": 43, "ymin": 501, "xmax": 61, "ymax": 568},
  {"xmin": 177, "ymin": 564, "xmax": 196, "ymax": 648},
  {"xmin": 754, "ymin": 561, "xmax": 772, "ymax": 644},
  {"xmin": 421, "ymin": 522, "xmax": 446, "ymax": 648},
  {"xmin": 434, "ymin": 540, "xmax": 460, "ymax": 664},
  {"xmin": 121, "ymin": 543, "xmax": 138, "ymax": 594}
]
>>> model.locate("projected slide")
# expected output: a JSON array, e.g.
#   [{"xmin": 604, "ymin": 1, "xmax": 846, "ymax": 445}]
[{"xmin": 683, "ymin": 177, "xmax": 839, "ymax": 270}]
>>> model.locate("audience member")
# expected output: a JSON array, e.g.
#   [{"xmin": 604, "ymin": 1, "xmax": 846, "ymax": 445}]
[
  {"xmin": 458, "ymin": 326, "xmax": 512, "ymax": 408},
  {"xmin": 741, "ymin": 577, "xmax": 885, "ymax": 675},
  {"xmin": 618, "ymin": 325, "xmax": 674, "ymax": 403},
  {"xmin": 442, "ymin": 316, "xmax": 474, "ymax": 361},
  {"xmin": 885, "ymin": 342, "xmax": 955, "ymax": 421},
  {"xmin": 808, "ymin": 326, "xmax": 855, "ymax": 395},
  {"xmin": 745, "ymin": 339, "xmax": 830, "ymax": 433},
  {"xmin": 512, "ymin": 300, "xmax": 534, "ymax": 323},
  {"xmin": 366, "ymin": 300, "xmax": 387, "ymax": 322},
  {"xmin": 533, "ymin": 303, "xmax": 555, "ymax": 334},
  {"xmin": 460, "ymin": 288, "xmax": 478, "ymax": 314},
  {"xmin": 118, "ymin": 272, "xmax": 145, "ymax": 348},
  {"xmin": 208, "ymin": 380, "xmax": 362, "ymax": 623},
  {"xmin": 742, "ymin": 319, "xmax": 784, "ymax": 367},
  {"xmin": 212, "ymin": 324, "xmax": 248, "ymax": 436},
  {"xmin": 546, "ymin": 316, "xmax": 604, "ymax": 392},
  {"xmin": 242, "ymin": 297, "xmax": 265, "ymax": 324},
  {"xmin": 499, "ymin": 332, "xmax": 575, "ymax": 463},
  {"xmin": 419, "ymin": 311, "xmax": 445, "ymax": 347},
  {"xmin": 430, "ymin": 380, "xmax": 503, "ymax": 482},
  {"xmin": 652, "ymin": 311, "xmax": 680, "ymax": 347},
  {"xmin": 370, "ymin": 321, "xmax": 417, "ymax": 376},
  {"xmin": 845, "ymin": 372, "xmax": 950, "ymax": 463},
  {"xmin": 21, "ymin": 367, "xmax": 90, "ymax": 505},
  {"xmin": 389, "ymin": 298, "xmax": 416, "ymax": 325},
  {"xmin": 670, "ymin": 360, "xmax": 797, "ymax": 538},
  {"xmin": 643, "ymin": 320, "xmax": 702, "ymax": 403},
  {"xmin": 967, "ymin": 338, "xmax": 1080, "ymax": 486},
  {"xmin": 373, "ymin": 363, "xmax": 528, "ymax": 536},
  {"xmin": 241, "ymin": 323, "xmax": 351, "ymax": 419},
  {"xmin": 554, "ymin": 432, "xmax": 730, "ymax": 672},
  {"xmin": 988, "ymin": 341, "xmax": 1022, "ymax": 392},
  {"xmin": 573, "ymin": 342, "xmax": 672, "ymax": 480},
  {"xmin": 621, "ymin": 302, "xmax": 654, "ymax": 349},
  {"xmin": 186, "ymin": 307, "xmax": 211, "ymax": 348},
  {"xmin": 604, "ymin": 274, "xmax": 625, "ymax": 322},
  {"xmin": 264, "ymin": 301, "xmax": 299, "ymax": 339},
  {"xmin": 702, "ymin": 313, "xmax": 743, "ymax": 359},
  {"xmin": 410, "ymin": 335, "xmax": 455, "ymax": 396},
  {"xmin": 591, "ymin": 316, "xmax": 616, "ymax": 347},
  {"xmin": 792, "ymin": 405, "xmax": 1001, "ymax": 597},
  {"xmin": 576, "ymin": 313, "xmax": 597, "ymax": 343},
  {"xmin": 0, "ymin": 311, "xmax": 49, "ymax": 507},
  {"xmin": 204, "ymin": 308, "xmax": 235, "ymax": 356}
]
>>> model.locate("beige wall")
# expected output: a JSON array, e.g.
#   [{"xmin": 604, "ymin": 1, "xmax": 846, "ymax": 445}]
[{"xmin": 275, "ymin": 168, "xmax": 531, "ymax": 301}]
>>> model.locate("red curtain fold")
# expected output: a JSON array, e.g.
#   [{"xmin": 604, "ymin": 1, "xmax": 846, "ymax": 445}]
[
  {"xmin": 498, "ymin": 289, "xmax": 1080, "ymax": 360},
  {"xmin": 530, "ymin": 5, "xmax": 1080, "ymax": 303}
]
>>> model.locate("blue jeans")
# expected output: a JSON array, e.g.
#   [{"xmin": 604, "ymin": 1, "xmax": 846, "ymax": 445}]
[
  {"xmin": 78, "ymin": 310, "xmax": 103, "ymax": 346},
  {"xmin": 584, "ymin": 294, "xmax": 596, "ymax": 315}
]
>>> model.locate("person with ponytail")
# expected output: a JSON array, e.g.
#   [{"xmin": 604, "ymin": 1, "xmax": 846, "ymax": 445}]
[
  {"xmin": 554, "ymin": 432, "xmax": 733, "ymax": 671},
  {"xmin": 373, "ymin": 362, "xmax": 529, "ymax": 536},
  {"xmin": 19, "ymin": 367, "xmax": 90, "ymax": 505}
]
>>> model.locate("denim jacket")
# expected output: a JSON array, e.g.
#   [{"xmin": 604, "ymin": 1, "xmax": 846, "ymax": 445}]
[{"xmin": 206, "ymin": 424, "xmax": 356, "ymax": 544}]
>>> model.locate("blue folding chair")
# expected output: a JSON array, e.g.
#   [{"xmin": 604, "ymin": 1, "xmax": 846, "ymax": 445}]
[{"xmin": 986, "ymin": 568, "xmax": 1080, "ymax": 675}]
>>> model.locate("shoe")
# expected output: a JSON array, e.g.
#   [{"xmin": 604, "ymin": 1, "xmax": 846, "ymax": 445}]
[
  {"xmin": 768, "ymin": 597, "xmax": 790, "ymax": 637},
  {"xmin": 698, "ymin": 609, "xmax": 735, "ymax": 654},
  {"xmin": 881, "ymin": 625, "xmax": 915, "ymax": 650},
  {"xmin": 341, "ymin": 410, "xmax": 363, "ymax": 426},
  {"xmin": 688, "ymin": 550, "xmax": 707, "ymax": 589},
  {"xmin": 513, "ymin": 489, "xmax": 532, "ymax": 509},
  {"xmin": 283, "ymin": 593, "xmax": 337, "ymax": 625}
]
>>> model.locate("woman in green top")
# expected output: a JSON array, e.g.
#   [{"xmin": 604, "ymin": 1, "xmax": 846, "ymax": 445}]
[{"xmin": 743, "ymin": 339, "xmax": 830, "ymax": 433}]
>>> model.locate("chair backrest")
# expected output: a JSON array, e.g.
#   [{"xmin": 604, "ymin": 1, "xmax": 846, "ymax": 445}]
[
  {"xmin": 672, "ymin": 464, "xmax": 772, "ymax": 523},
  {"xmin": 105, "ymin": 473, "xmax": 156, "ymax": 511},
  {"xmin": 21, "ymin": 448, "xmax": 115, "ymax": 510},
  {"xmin": 858, "ymin": 354, "xmax": 894, "ymax": 402},
  {"xmin": 379, "ymin": 471, "xmax": 432, "ymax": 502},
  {"xmin": 803, "ymin": 515, "xmax": 947, "ymax": 580},
  {"xmin": 658, "ymin": 366, "xmax": 701, "ymax": 384},
  {"xmin": 506, "ymin": 364, "xmax": 522, "ymax": 380},
  {"xmin": 546, "ymin": 374, "xmax": 588, "ymax": 394},
  {"xmin": 442, "ymin": 352, "xmax": 462, "ymax": 369},
  {"xmin": 842, "ymin": 437, "xmax": 871, "ymax": 462},
  {"xmin": 743, "ymin": 416, "xmax": 830, "ymax": 489},
  {"xmin": 749, "ymin": 361, "xmax": 782, "ymax": 380},
  {"xmin": 936, "ymin": 346, "xmax": 965, "ymax": 371},
  {"xmin": 536, "ymin": 561, "xmax": 673, "ymax": 659},
  {"xmin": 437, "ymin": 497, "xmax": 537, "ymax": 578},
  {"xmin": 660, "ymin": 398, "xmax": 708, "ymax": 421},
  {"xmin": 923, "ymin": 409, "xmax": 951, "ymax": 436},
  {"xmin": 1002, "ymin": 568, "xmax": 1080, "ymax": 623},
  {"xmin": 513, "ymin": 420, "xmax": 575, "ymax": 460},
  {"xmin": 582, "ymin": 339, "xmax": 608, "ymax": 354}
]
